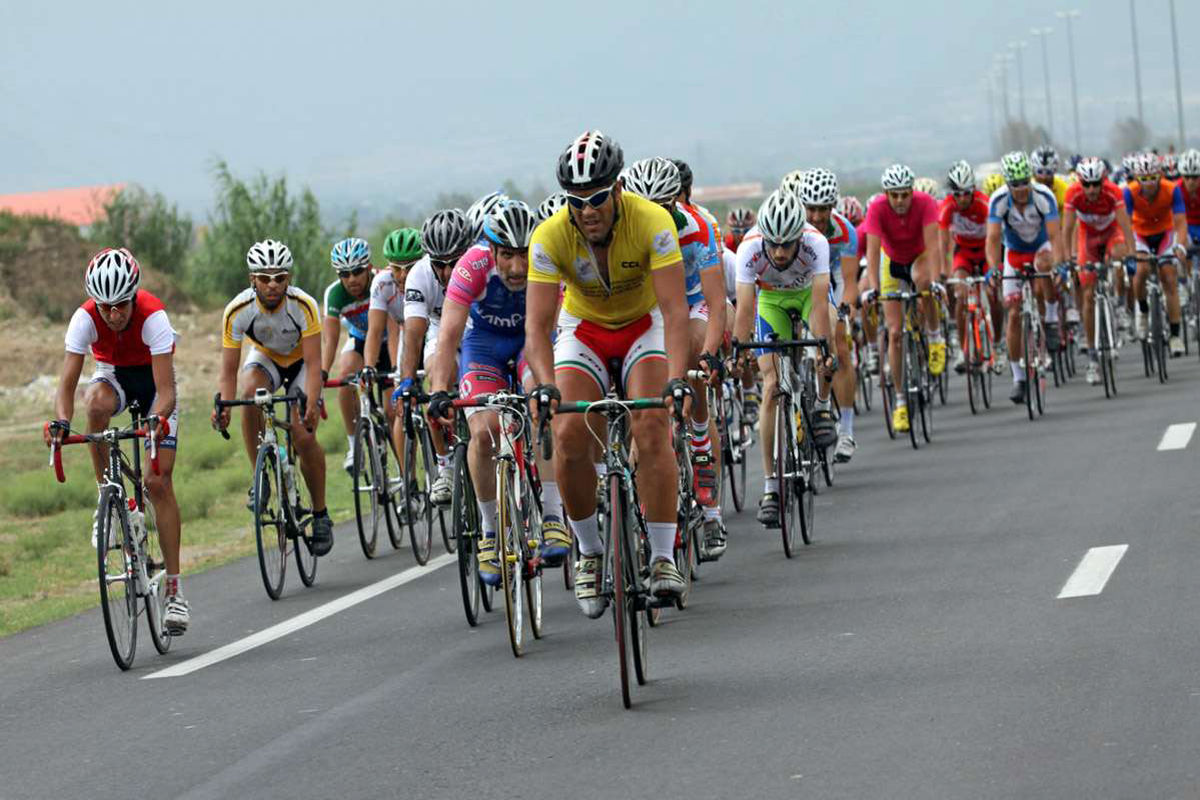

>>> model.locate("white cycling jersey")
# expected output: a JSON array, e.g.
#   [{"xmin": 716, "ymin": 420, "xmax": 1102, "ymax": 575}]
[
  {"xmin": 403, "ymin": 256, "xmax": 446, "ymax": 322},
  {"xmin": 368, "ymin": 269, "xmax": 404, "ymax": 322},
  {"xmin": 735, "ymin": 224, "xmax": 830, "ymax": 291},
  {"xmin": 722, "ymin": 248, "xmax": 738, "ymax": 303}
]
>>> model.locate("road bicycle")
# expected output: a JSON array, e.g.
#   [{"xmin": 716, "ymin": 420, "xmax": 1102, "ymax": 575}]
[
  {"xmin": 718, "ymin": 356, "xmax": 751, "ymax": 513},
  {"xmin": 214, "ymin": 391, "xmax": 318, "ymax": 599},
  {"xmin": 1081, "ymin": 262, "xmax": 1121, "ymax": 398},
  {"xmin": 1134, "ymin": 252, "xmax": 1176, "ymax": 384},
  {"xmin": 946, "ymin": 275, "xmax": 996, "ymax": 414},
  {"xmin": 880, "ymin": 289, "xmax": 934, "ymax": 448},
  {"xmin": 48, "ymin": 414, "xmax": 172, "ymax": 670},
  {"xmin": 1009, "ymin": 269, "xmax": 1054, "ymax": 420},
  {"xmin": 397, "ymin": 371, "xmax": 453, "ymax": 557}
]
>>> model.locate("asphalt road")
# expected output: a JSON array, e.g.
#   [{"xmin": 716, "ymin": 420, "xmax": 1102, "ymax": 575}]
[{"xmin": 4, "ymin": 343, "xmax": 1200, "ymax": 799}]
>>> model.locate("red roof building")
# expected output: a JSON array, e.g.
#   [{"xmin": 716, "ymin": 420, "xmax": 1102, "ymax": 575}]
[{"xmin": 0, "ymin": 184, "xmax": 124, "ymax": 227}]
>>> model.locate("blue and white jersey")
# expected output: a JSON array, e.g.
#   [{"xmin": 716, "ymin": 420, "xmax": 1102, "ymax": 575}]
[
  {"xmin": 446, "ymin": 245, "xmax": 526, "ymax": 336},
  {"xmin": 987, "ymin": 183, "xmax": 1059, "ymax": 253},
  {"xmin": 677, "ymin": 202, "xmax": 722, "ymax": 307}
]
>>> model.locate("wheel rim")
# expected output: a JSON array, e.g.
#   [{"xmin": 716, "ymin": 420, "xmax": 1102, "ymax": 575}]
[
  {"xmin": 254, "ymin": 449, "xmax": 286, "ymax": 599},
  {"xmin": 98, "ymin": 493, "xmax": 137, "ymax": 669},
  {"xmin": 352, "ymin": 423, "xmax": 379, "ymax": 559}
]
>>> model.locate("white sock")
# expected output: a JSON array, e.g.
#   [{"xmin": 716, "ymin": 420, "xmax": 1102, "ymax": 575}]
[
  {"xmin": 703, "ymin": 505, "xmax": 721, "ymax": 521},
  {"xmin": 436, "ymin": 453, "xmax": 450, "ymax": 472},
  {"xmin": 346, "ymin": 435, "xmax": 355, "ymax": 453},
  {"xmin": 1011, "ymin": 361, "xmax": 1024, "ymax": 382},
  {"xmin": 647, "ymin": 522, "xmax": 676, "ymax": 563},
  {"xmin": 569, "ymin": 512, "xmax": 602, "ymax": 556},
  {"xmin": 477, "ymin": 499, "xmax": 497, "ymax": 536},
  {"xmin": 1045, "ymin": 301, "xmax": 1059, "ymax": 323},
  {"xmin": 928, "ymin": 327, "xmax": 944, "ymax": 343},
  {"xmin": 541, "ymin": 480, "xmax": 563, "ymax": 520},
  {"xmin": 764, "ymin": 476, "xmax": 779, "ymax": 494},
  {"xmin": 166, "ymin": 574, "xmax": 181, "ymax": 595},
  {"xmin": 840, "ymin": 407, "xmax": 854, "ymax": 437}
]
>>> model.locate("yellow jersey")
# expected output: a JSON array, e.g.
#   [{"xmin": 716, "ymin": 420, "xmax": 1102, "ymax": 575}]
[
  {"xmin": 529, "ymin": 191, "xmax": 683, "ymax": 329},
  {"xmin": 222, "ymin": 286, "xmax": 322, "ymax": 367},
  {"xmin": 1039, "ymin": 174, "xmax": 1071, "ymax": 212}
]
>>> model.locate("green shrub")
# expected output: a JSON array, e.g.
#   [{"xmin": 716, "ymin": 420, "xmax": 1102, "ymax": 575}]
[
  {"xmin": 1, "ymin": 470, "xmax": 94, "ymax": 518},
  {"xmin": 90, "ymin": 186, "xmax": 193, "ymax": 275}
]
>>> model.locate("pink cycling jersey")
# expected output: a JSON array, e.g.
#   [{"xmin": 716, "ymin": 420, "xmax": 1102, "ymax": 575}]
[{"xmin": 861, "ymin": 191, "xmax": 938, "ymax": 264}]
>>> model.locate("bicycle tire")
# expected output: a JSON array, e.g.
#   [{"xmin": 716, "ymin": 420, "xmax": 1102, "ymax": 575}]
[
  {"xmin": 725, "ymin": 428, "xmax": 746, "ymax": 513},
  {"xmin": 627, "ymin": 489, "xmax": 649, "ymax": 688},
  {"xmin": 1022, "ymin": 315, "xmax": 1036, "ymax": 421},
  {"xmin": 522, "ymin": 474, "xmax": 544, "ymax": 641},
  {"xmin": 673, "ymin": 432, "xmax": 694, "ymax": 608},
  {"xmin": 879, "ymin": 330, "xmax": 895, "ymax": 439},
  {"xmin": 405, "ymin": 428, "xmax": 434, "ymax": 565},
  {"xmin": 608, "ymin": 472, "xmax": 634, "ymax": 708},
  {"xmin": 965, "ymin": 315, "xmax": 979, "ymax": 414},
  {"xmin": 859, "ymin": 358, "xmax": 874, "ymax": 412},
  {"xmin": 776, "ymin": 396, "xmax": 799, "ymax": 558},
  {"xmin": 424, "ymin": 426, "xmax": 455, "ymax": 554},
  {"xmin": 291, "ymin": 447, "xmax": 318, "ymax": 587},
  {"xmin": 382, "ymin": 425, "xmax": 404, "ymax": 550},
  {"xmin": 938, "ymin": 314, "xmax": 950, "ymax": 405},
  {"xmin": 797, "ymin": 396, "xmax": 817, "ymax": 546},
  {"xmin": 253, "ymin": 446, "xmax": 287, "ymax": 600},
  {"xmin": 497, "ymin": 462, "xmax": 525, "ymax": 657},
  {"xmin": 141, "ymin": 499, "xmax": 172, "ymax": 655},
  {"xmin": 97, "ymin": 488, "xmax": 137, "ymax": 670},
  {"xmin": 917, "ymin": 341, "xmax": 933, "ymax": 443},
  {"xmin": 1097, "ymin": 301, "xmax": 1115, "ymax": 398},
  {"xmin": 903, "ymin": 333, "xmax": 919, "ymax": 450},
  {"xmin": 351, "ymin": 418, "xmax": 380, "ymax": 559},
  {"xmin": 451, "ymin": 443, "xmax": 482, "ymax": 626}
]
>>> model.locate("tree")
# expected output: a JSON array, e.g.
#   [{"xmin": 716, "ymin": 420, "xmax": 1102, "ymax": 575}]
[
  {"xmin": 999, "ymin": 120, "xmax": 1053, "ymax": 154},
  {"xmin": 1111, "ymin": 116, "xmax": 1151, "ymax": 156},
  {"xmin": 90, "ymin": 186, "xmax": 193, "ymax": 275}
]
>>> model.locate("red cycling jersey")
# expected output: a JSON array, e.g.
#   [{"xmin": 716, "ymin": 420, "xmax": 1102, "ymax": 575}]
[
  {"xmin": 81, "ymin": 290, "xmax": 171, "ymax": 367},
  {"xmin": 1180, "ymin": 181, "xmax": 1200, "ymax": 227},
  {"xmin": 1064, "ymin": 179, "xmax": 1124, "ymax": 232},
  {"xmin": 937, "ymin": 191, "xmax": 989, "ymax": 249}
]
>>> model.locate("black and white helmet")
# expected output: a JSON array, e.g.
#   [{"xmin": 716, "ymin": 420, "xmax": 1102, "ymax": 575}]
[
  {"xmin": 85, "ymin": 247, "xmax": 141, "ymax": 304},
  {"xmin": 420, "ymin": 209, "xmax": 471, "ymax": 260},
  {"xmin": 801, "ymin": 168, "xmax": 839, "ymax": 207},
  {"xmin": 556, "ymin": 130, "xmax": 624, "ymax": 191},
  {"xmin": 946, "ymin": 160, "xmax": 975, "ymax": 192},
  {"xmin": 1030, "ymin": 145, "xmax": 1060, "ymax": 175},
  {"xmin": 780, "ymin": 170, "xmax": 807, "ymax": 198},
  {"xmin": 537, "ymin": 192, "xmax": 568, "ymax": 222},
  {"xmin": 466, "ymin": 191, "xmax": 509, "ymax": 242},
  {"xmin": 881, "ymin": 164, "xmax": 915, "ymax": 190},
  {"xmin": 483, "ymin": 201, "xmax": 538, "ymax": 249},
  {"xmin": 756, "ymin": 190, "xmax": 806, "ymax": 245},
  {"xmin": 622, "ymin": 157, "xmax": 681, "ymax": 204},
  {"xmin": 246, "ymin": 239, "xmax": 294, "ymax": 272},
  {"xmin": 1076, "ymin": 157, "xmax": 1107, "ymax": 183},
  {"xmin": 1178, "ymin": 148, "xmax": 1200, "ymax": 178}
]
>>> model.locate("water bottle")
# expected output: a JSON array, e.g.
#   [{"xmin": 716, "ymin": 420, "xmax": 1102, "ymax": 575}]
[
  {"xmin": 794, "ymin": 408, "xmax": 805, "ymax": 444},
  {"xmin": 278, "ymin": 444, "xmax": 297, "ymax": 505},
  {"xmin": 126, "ymin": 497, "xmax": 146, "ymax": 548}
]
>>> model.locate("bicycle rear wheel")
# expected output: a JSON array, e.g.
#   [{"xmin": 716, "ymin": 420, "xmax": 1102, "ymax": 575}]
[
  {"xmin": 903, "ymin": 335, "xmax": 920, "ymax": 450},
  {"xmin": 965, "ymin": 318, "xmax": 979, "ymax": 414},
  {"xmin": 351, "ymin": 418, "xmax": 380, "ymax": 559},
  {"xmin": 404, "ymin": 427, "xmax": 435, "ymax": 565},
  {"xmin": 522, "ymin": 477, "xmax": 544, "ymax": 641},
  {"xmin": 97, "ymin": 488, "xmax": 137, "ymax": 670},
  {"xmin": 1022, "ymin": 317, "xmax": 1036, "ymax": 421},
  {"xmin": 451, "ymin": 443, "xmax": 482, "ymax": 626},
  {"xmin": 724, "ymin": 418, "xmax": 746, "ymax": 513},
  {"xmin": 382, "ymin": 428, "xmax": 404, "ymax": 550},
  {"xmin": 141, "ymin": 499, "xmax": 172, "ymax": 655},
  {"xmin": 292, "ymin": 456, "xmax": 318, "ymax": 587},
  {"xmin": 917, "ymin": 346, "xmax": 933, "ymax": 443},
  {"xmin": 253, "ymin": 446, "xmax": 287, "ymax": 600},
  {"xmin": 608, "ymin": 473, "xmax": 634, "ymax": 708},
  {"xmin": 776, "ymin": 396, "xmax": 799, "ymax": 557}
]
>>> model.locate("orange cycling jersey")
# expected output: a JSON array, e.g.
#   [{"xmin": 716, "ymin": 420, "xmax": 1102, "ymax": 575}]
[{"xmin": 1123, "ymin": 179, "xmax": 1186, "ymax": 238}]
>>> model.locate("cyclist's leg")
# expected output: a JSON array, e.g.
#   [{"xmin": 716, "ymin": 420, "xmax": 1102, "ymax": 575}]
[
  {"xmin": 754, "ymin": 291, "xmax": 791, "ymax": 491},
  {"xmin": 336, "ymin": 338, "xmax": 365, "ymax": 449},
  {"xmin": 134, "ymin": 373, "xmax": 182, "ymax": 576},
  {"xmin": 1003, "ymin": 252, "xmax": 1026, "ymax": 382},
  {"xmin": 238, "ymin": 351, "xmax": 282, "ymax": 468},
  {"xmin": 286, "ymin": 363, "xmax": 327, "ymax": 513},
  {"xmin": 687, "ymin": 305, "xmax": 722, "ymax": 518},
  {"xmin": 82, "ymin": 366, "xmax": 120, "ymax": 483},
  {"xmin": 423, "ymin": 326, "xmax": 453, "ymax": 484},
  {"xmin": 1158, "ymin": 232, "xmax": 1182, "ymax": 327},
  {"xmin": 880, "ymin": 261, "xmax": 904, "ymax": 403}
]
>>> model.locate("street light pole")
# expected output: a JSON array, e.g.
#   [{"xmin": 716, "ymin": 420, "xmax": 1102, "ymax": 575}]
[
  {"xmin": 1056, "ymin": 10, "xmax": 1083, "ymax": 154},
  {"xmin": 995, "ymin": 54, "xmax": 1011, "ymax": 124},
  {"xmin": 1031, "ymin": 27, "xmax": 1054, "ymax": 141},
  {"xmin": 1168, "ymin": 0, "xmax": 1187, "ymax": 147},
  {"xmin": 987, "ymin": 74, "xmax": 998, "ymax": 154},
  {"xmin": 1009, "ymin": 41, "xmax": 1028, "ymax": 124},
  {"xmin": 1129, "ymin": 0, "xmax": 1145, "ymax": 126}
]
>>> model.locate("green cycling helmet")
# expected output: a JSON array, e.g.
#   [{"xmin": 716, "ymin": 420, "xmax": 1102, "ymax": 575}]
[
  {"xmin": 382, "ymin": 227, "xmax": 423, "ymax": 262},
  {"xmin": 1000, "ymin": 151, "xmax": 1033, "ymax": 183}
]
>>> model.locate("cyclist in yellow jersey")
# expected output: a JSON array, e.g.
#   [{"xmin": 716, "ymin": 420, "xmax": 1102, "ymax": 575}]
[
  {"xmin": 526, "ymin": 130, "xmax": 692, "ymax": 616},
  {"xmin": 213, "ymin": 239, "xmax": 334, "ymax": 555}
]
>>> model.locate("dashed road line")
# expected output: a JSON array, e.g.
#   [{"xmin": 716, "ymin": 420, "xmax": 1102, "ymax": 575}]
[
  {"xmin": 1157, "ymin": 423, "xmax": 1196, "ymax": 451},
  {"xmin": 1057, "ymin": 545, "xmax": 1129, "ymax": 599}
]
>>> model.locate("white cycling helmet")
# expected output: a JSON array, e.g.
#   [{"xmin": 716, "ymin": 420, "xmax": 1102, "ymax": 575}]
[
  {"xmin": 780, "ymin": 169, "xmax": 807, "ymax": 198},
  {"xmin": 1132, "ymin": 152, "xmax": 1161, "ymax": 178},
  {"xmin": 536, "ymin": 192, "xmax": 568, "ymax": 222},
  {"xmin": 466, "ymin": 191, "xmax": 509, "ymax": 242},
  {"xmin": 1030, "ymin": 145, "xmax": 1060, "ymax": 175},
  {"xmin": 756, "ymin": 189, "xmax": 806, "ymax": 245},
  {"xmin": 881, "ymin": 164, "xmax": 915, "ymax": 190},
  {"xmin": 1076, "ymin": 157, "xmax": 1107, "ymax": 184},
  {"xmin": 622, "ymin": 157, "xmax": 682, "ymax": 204},
  {"xmin": 483, "ymin": 201, "xmax": 538, "ymax": 249},
  {"xmin": 85, "ymin": 247, "xmax": 141, "ymax": 304},
  {"xmin": 946, "ymin": 160, "xmax": 975, "ymax": 192},
  {"xmin": 801, "ymin": 168, "xmax": 839, "ymax": 207},
  {"xmin": 1179, "ymin": 148, "xmax": 1200, "ymax": 178},
  {"xmin": 246, "ymin": 239, "xmax": 294, "ymax": 272},
  {"xmin": 913, "ymin": 176, "xmax": 939, "ymax": 196},
  {"xmin": 421, "ymin": 209, "xmax": 471, "ymax": 260}
]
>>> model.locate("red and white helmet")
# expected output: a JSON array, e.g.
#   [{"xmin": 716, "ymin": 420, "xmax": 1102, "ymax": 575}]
[
  {"xmin": 838, "ymin": 196, "xmax": 865, "ymax": 225},
  {"xmin": 85, "ymin": 248, "xmax": 141, "ymax": 304},
  {"xmin": 1132, "ymin": 152, "xmax": 1161, "ymax": 178},
  {"xmin": 1076, "ymin": 157, "xmax": 1107, "ymax": 184}
]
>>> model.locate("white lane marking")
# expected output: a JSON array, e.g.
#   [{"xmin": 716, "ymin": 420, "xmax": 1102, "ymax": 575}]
[
  {"xmin": 1057, "ymin": 545, "xmax": 1129, "ymax": 599},
  {"xmin": 1157, "ymin": 423, "xmax": 1196, "ymax": 451},
  {"xmin": 144, "ymin": 553, "xmax": 456, "ymax": 679}
]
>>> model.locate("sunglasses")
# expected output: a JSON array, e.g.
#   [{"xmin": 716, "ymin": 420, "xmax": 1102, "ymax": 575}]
[
  {"xmin": 388, "ymin": 260, "xmax": 418, "ymax": 271},
  {"xmin": 337, "ymin": 266, "xmax": 369, "ymax": 277},
  {"xmin": 430, "ymin": 257, "xmax": 458, "ymax": 269},
  {"xmin": 1007, "ymin": 179, "xmax": 1031, "ymax": 188},
  {"xmin": 1035, "ymin": 170, "xmax": 1055, "ymax": 178},
  {"xmin": 806, "ymin": 204, "xmax": 834, "ymax": 214},
  {"xmin": 565, "ymin": 184, "xmax": 616, "ymax": 210},
  {"xmin": 1137, "ymin": 175, "xmax": 1161, "ymax": 183},
  {"xmin": 97, "ymin": 300, "xmax": 132, "ymax": 314},
  {"xmin": 953, "ymin": 189, "xmax": 975, "ymax": 198},
  {"xmin": 1081, "ymin": 180, "xmax": 1103, "ymax": 188},
  {"xmin": 886, "ymin": 190, "xmax": 912, "ymax": 200},
  {"xmin": 252, "ymin": 272, "xmax": 289, "ymax": 285}
]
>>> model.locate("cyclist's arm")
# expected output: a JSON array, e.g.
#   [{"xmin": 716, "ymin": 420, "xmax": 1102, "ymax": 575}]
[
  {"xmin": 149, "ymin": 352, "xmax": 176, "ymax": 420},
  {"xmin": 1116, "ymin": 205, "xmax": 1136, "ymax": 253},
  {"xmin": 525, "ymin": 281, "xmax": 559, "ymax": 387},
  {"xmin": 400, "ymin": 316, "xmax": 427, "ymax": 382},
  {"xmin": 1173, "ymin": 211, "xmax": 1189, "ymax": 255},
  {"xmin": 1062, "ymin": 206, "xmax": 1077, "ymax": 251},
  {"xmin": 733, "ymin": 282, "xmax": 756, "ymax": 344},
  {"xmin": 866, "ymin": 234, "xmax": 882, "ymax": 292},
  {"xmin": 937, "ymin": 228, "xmax": 953, "ymax": 274},
  {"xmin": 320, "ymin": 315, "xmax": 341, "ymax": 374},
  {"xmin": 985, "ymin": 222, "xmax": 1003, "ymax": 274},
  {"xmin": 653, "ymin": 260, "xmax": 690, "ymax": 380},
  {"xmin": 54, "ymin": 352, "xmax": 85, "ymax": 426},
  {"xmin": 698, "ymin": 265, "xmax": 726, "ymax": 355},
  {"xmin": 386, "ymin": 317, "xmax": 401, "ymax": 370},
  {"xmin": 922, "ymin": 222, "xmax": 944, "ymax": 280},
  {"xmin": 1046, "ymin": 217, "xmax": 1064, "ymax": 264},
  {"xmin": 840, "ymin": 254, "xmax": 859, "ymax": 307},
  {"xmin": 430, "ymin": 298, "xmax": 468, "ymax": 394},
  {"xmin": 301, "ymin": 333, "xmax": 323, "ymax": 427},
  {"xmin": 362, "ymin": 308, "xmax": 387, "ymax": 370},
  {"xmin": 810, "ymin": 274, "xmax": 832, "ymax": 339}
]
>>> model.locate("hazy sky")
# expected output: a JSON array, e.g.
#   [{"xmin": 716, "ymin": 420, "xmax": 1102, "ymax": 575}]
[{"xmin": 3, "ymin": 0, "xmax": 1197, "ymax": 215}]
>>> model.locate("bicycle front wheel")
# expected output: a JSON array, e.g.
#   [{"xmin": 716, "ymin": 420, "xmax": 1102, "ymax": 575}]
[
  {"xmin": 497, "ymin": 462, "xmax": 525, "ymax": 657},
  {"xmin": 97, "ymin": 488, "xmax": 137, "ymax": 670},
  {"xmin": 253, "ymin": 446, "xmax": 287, "ymax": 600},
  {"xmin": 608, "ymin": 473, "xmax": 634, "ymax": 708},
  {"xmin": 775, "ymin": 396, "xmax": 799, "ymax": 558},
  {"xmin": 405, "ymin": 425, "xmax": 434, "ymax": 565},
  {"xmin": 292, "ymin": 454, "xmax": 318, "ymax": 588},
  {"xmin": 451, "ymin": 443, "xmax": 482, "ymax": 626},
  {"xmin": 352, "ymin": 418, "xmax": 380, "ymax": 559},
  {"xmin": 522, "ymin": 477, "xmax": 544, "ymax": 641}
]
